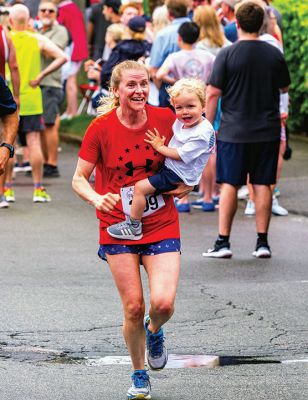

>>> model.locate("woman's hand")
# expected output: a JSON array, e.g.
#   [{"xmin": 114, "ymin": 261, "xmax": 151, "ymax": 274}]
[
  {"xmin": 92, "ymin": 193, "xmax": 121, "ymax": 212},
  {"xmin": 164, "ymin": 183, "xmax": 194, "ymax": 199},
  {"xmin": 144, "ymin": 128, "xmax": 166, "ymax": 151}
]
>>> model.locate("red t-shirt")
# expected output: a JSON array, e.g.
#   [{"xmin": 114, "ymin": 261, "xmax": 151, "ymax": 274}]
[{"xmin": 79, "ymin": 104, "xmax": 180, "ymax": 245}]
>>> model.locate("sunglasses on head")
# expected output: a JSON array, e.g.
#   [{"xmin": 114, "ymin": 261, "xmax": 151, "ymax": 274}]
[{"xmin": 39, "ymin": 8, "xmax": 55, "ymax": 13}]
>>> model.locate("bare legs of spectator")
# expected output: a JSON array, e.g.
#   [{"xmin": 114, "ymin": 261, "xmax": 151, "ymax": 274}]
[
  {"xmin": 41, "ymin": 115, "xmax": 60, "ymax": 167},
  {"xmin": 64, "ymin": 73, "xmax": 78, "ymax": 118},
  {"xmin": 218, "ymin": 183, "xmax": 238, "ymax": 235},
  {"xmin": 26, "ymin": 131, "xmax": 44, "ymax": 185},
  {"xmin": 245, "ymin": 139, "xmax": 288, "ymax": 216},
  {"xmin": 219, "ymin": 182, "xmax": 272, "ymax": 235},
  {"xmin": 253, "ymin": 184, "xmax": 272, "ymax": 232}
]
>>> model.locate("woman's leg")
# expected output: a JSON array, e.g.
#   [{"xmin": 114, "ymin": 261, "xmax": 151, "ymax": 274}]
[
  {"xmin": 142, "ymin": 252, "xmax": 180, "ymax": 333},
  {"xmin": 106, "ymin": 253, "xmax": 146, "ymax": 370}
]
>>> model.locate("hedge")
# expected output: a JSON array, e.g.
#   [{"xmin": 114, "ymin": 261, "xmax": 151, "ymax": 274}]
[{"xmin": 273, "ymin": 0, "xmax": 308, "ymax": 133}]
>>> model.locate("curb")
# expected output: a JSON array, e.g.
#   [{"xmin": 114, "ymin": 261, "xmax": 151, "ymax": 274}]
[
  {"xmin": 289, "ymin": 133, "xmax": 308, "ymax": 143},
  {"xmin": 60, "ymin": 132, "xmax": 82, "ymax": 146}
]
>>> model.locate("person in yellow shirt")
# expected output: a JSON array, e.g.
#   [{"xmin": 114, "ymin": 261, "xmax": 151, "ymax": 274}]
[{"xmin": 9, "ymin": 4, "xmax": 67, "ymax": 202}]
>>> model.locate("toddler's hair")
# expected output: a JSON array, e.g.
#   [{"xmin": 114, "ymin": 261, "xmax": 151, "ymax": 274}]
[
  {"xmin": 167, "ymin": 78, "xmax": 206, "ymax": 107},
  {"xmin": 107, "ymin": 23, "xmax": 125, "ymax": 43}
]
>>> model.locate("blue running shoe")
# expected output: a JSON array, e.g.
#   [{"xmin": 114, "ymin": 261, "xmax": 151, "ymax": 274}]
[
  {"xmin": 176, "ymin": 203, "xmax": 190, "ymax": 213},
  {"xmin": 144, "ymin": 316, "xmax": 168, "ymax": 370},
  {"xmin": 127, "ymin": 370, "xmax": 151, "ymax": 399},
  {"xmin": 202, "ymin": 202, "xmax": 215, "ymax": 212}
]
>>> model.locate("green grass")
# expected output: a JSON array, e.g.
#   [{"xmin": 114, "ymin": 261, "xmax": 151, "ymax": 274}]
[{"xmin": 60, "ymin": 114, "xmax": 95, "ymax": 138}]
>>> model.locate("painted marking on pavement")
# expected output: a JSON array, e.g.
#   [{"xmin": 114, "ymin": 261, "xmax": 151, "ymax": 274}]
[{"xmin": 85, "ymin": 354, "xmax": 219, "ymax": 369}]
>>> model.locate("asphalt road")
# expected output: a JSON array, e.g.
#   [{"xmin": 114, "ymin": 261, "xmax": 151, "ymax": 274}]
[{"xmin": 1, "ymin": 137, "xmax": 308, "ymax": 400}]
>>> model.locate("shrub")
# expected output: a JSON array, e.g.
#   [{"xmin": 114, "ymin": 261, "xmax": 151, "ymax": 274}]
[{"xmin": 273, "ymin": 0, "xmax": 308, "ymax": 133}]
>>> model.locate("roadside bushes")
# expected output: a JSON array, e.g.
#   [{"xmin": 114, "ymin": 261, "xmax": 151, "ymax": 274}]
[{"xmin": 273, "ymin": 0, "xmax": 308, "ymax": 133}]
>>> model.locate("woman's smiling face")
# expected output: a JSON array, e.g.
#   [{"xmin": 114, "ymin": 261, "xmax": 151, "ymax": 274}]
[{"xmin": 114, "ymin": 69, "xmax": 149, "ymax": 112}]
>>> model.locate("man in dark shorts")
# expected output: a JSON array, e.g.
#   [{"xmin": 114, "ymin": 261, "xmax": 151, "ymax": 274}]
[
  {"xmin": 203, "ymin": 1, "xmax": 290, "ymax": 259},
  {"xmin": 38, "ymin": 0, "xmax": 69, "ymax": 177}
]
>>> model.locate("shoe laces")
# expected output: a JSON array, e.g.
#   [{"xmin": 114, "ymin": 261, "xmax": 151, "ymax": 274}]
[
  {"xmin": 132, "ymin": 370, "xmax": 150, "ymax": 389},
  {"xmin": 147, "ymin": 329, "xmax": 165, "ymax": 357}
]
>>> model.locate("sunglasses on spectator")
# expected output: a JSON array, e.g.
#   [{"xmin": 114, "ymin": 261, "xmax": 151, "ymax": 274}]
[{"xmin": 39, "ymin": 8, "xmax": 56, "ymax": 13}]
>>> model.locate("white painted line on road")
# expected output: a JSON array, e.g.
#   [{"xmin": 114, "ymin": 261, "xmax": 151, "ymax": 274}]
[
  {"xmin": 85, "ymin": 354, "xmax": 219, "ymax": 369},
  {"xmin": 282, "ymin": 359, "xmax": 308, "ymax": 364},
  {"xmin": 300, "ymin": 280, "xmax": 308, "ymax": 283}
]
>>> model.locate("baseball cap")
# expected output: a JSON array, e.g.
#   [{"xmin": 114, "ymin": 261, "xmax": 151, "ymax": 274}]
[{"xmin": 128, "ymin": 15, "xmax": 146, "ymax": 32}]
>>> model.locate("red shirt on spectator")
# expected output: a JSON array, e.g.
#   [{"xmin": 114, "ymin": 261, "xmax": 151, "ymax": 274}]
[{"xmin": 57, "ymin": 0, "xmax": 88, "ymax": 61}]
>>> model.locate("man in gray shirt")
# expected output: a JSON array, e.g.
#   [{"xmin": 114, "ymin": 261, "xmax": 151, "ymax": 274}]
[{"xmin": 38, "ymin": 0, "xmax": 69, "ymax": 177}]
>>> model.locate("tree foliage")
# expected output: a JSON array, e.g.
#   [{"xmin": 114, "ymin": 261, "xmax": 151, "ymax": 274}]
[{"xmin": 274, "ymin": 0, "xmax": 308, "ymax": 133}]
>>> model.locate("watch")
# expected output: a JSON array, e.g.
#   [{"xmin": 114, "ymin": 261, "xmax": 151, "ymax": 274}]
[{"xmin": 0, "ymin": 143, "xmax": 15, "ymax": 158}]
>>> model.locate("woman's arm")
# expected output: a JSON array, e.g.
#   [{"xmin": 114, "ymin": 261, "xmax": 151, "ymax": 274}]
[{"xmin": 72, "ymin": 158, "xmax": 120, "ymax": 212}]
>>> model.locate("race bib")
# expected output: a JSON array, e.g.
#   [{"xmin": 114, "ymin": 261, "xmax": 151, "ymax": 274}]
[{"xmin": 120, "ymin": 186, "xmax": 165, "ymax": 217}]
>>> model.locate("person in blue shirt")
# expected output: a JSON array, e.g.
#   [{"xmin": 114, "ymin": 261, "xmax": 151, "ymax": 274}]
[{"xmin": 149, "ymin": 0, "xmax": 190, "ymax": 107}]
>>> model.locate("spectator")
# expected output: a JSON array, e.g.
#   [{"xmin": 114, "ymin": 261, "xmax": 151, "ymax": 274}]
[
  {"xmin": 9, "ymin": 4, "xmax": 67, "ymax": 202},
  {"xmin": 202, "ymin": 1, "xmax": 290, "ymax": 259},
  {"xmin": 87, "ymin": 0, "xmax": 111, "ymax": 60},
  {"xmin": 55, "ymin": 0, "xmax": 88, "ymax": 119},
  {"xmin": 37, "ymin": 0, "xmax": 69, "ymax": 178},
  {"xmin": 194, "ymin": 4, "xmax": 231, "ymax": 56},
  {"xmin": 220, "ymin": 0, "xmax": 240, "ymax": 42},
  {"xmin": 88, "ymin": 16, "xmax": 150, "ymax": 92},
  {"xmin": 149, "ymin": 0, "xmax": 190, "ymax": 107}
]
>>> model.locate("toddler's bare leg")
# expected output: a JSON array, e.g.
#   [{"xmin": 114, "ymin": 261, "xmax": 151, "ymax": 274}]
[{"xmin": 131, "ymin": 179, "xmax": 156, "ymax": 220}]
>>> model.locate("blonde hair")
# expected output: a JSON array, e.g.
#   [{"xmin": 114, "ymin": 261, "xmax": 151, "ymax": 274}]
[
  {"xmin": 193, "ymin": 5, "xmax": 225, "ymax": 48},
  {"xmin": 106, "ymin": 23, "xmax": 124, "ymax": 43},
  {"xmin": 152, "ymin": 5, "xmax": 169, "ymax": 35},
  {"xmin": 97, "ymin": 60, "xmax": 149, "ymax": 115},
  {"xmin": 167, "ymin": 78, "xmax": 206, "ymax": 107},
  {"xmin": 126, "ymin": 28, "xmax": 145, "ymax": 41}
]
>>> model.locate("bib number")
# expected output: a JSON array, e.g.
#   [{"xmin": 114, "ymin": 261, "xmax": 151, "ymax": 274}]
[{"xmin": 120, "ymin": 186, "xmax": 165, "ymax": 217}]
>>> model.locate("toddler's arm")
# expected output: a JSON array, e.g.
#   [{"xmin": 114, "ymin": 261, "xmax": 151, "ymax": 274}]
[{"xmin": 145, "ymin": 128, "xmax": 182, "ymax": 161}]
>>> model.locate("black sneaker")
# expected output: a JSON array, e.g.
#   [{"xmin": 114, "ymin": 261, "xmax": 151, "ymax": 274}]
[
  {"xmin": 44, "ymin": 164, "xmax": 60, "ymax": 178},
  {"xmin": 252, "ymin": 242, "xmax": 271, "ymax": 258},
  {"xmin": 202, "ymin": 240, "xmax": 232, "ymax": 258}
]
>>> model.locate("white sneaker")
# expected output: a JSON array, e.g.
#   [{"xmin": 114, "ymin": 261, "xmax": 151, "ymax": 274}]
[
  {"xmin": 245, "ymin": 200, "xmax": 255, "ymax": 216},
  {"xmin": 237, "ymin": 185, "xmax": 249, "ymax": 200},
  {"xmin": 272, "ymin": 197, "xmax": 288, "ymax": 216},
  {"xmin": 0, "ymin": 197, "xmax": 9, "ymax": 209},
  {"xmin": 252, "ymin": 245, "xmax": 271, "ymax": 258}
]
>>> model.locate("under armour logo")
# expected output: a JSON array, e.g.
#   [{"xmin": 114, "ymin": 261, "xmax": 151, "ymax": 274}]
[{"xmin": 125, "ymin": 159, "xmax": 153, "ymax": 176}]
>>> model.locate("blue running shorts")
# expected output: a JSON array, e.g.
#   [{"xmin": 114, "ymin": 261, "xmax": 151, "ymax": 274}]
[{"xmin": 98, "ymin": 239, "xmax": 181, "ymax": 263}]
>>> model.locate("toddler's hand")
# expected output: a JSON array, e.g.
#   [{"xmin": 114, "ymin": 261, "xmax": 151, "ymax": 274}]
[{"xmin": 144, "ymin": 128, "xmax": 166, "ymax": 151}]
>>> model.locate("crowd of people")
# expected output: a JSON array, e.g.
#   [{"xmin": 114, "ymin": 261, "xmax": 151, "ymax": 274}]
[{"xmin": 0, "ymin": 0, "xmax": 291, "ymax": 399}]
